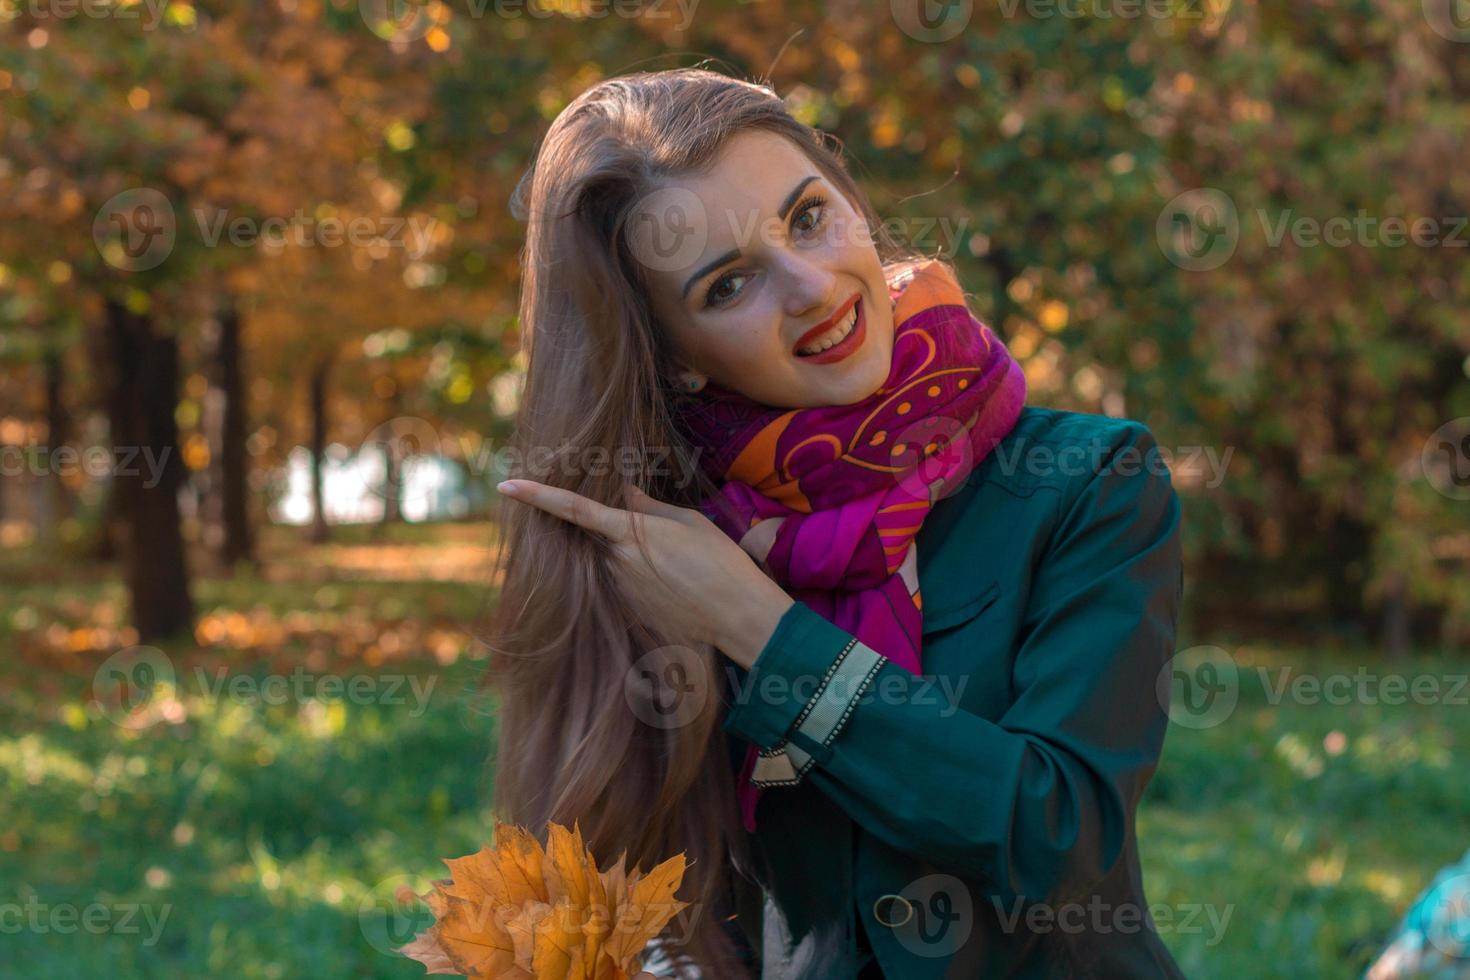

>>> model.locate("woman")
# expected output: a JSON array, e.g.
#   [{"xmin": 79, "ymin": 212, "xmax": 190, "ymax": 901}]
[{"xmin": 486, "ymin": 67, "xmax": 1186, "ymax": 979}]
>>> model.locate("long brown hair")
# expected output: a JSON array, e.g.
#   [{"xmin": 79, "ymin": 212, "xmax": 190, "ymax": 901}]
[{"xmin": 484, "ymin": 66, "xmax": 924, "ymax": 976}]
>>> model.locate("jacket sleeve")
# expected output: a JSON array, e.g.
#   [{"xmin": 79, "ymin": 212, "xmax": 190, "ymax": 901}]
[{"xmin": 719, "ymin": 421, "xmax": 1184, "ymax": 902}]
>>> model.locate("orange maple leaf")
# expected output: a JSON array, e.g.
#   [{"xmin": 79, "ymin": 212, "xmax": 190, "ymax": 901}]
[{"xmin": 398, "ymin": 819, "xmax": 690, "ymax": 980}]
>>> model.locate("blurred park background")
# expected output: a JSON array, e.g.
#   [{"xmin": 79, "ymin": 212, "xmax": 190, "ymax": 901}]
[{"xmin": 1, "ymin": 0, "xmax": 1468, "ymax": 977}]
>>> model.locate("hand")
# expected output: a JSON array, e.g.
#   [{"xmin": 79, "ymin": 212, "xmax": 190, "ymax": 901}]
[{"xmin": 497, "ymin": 480, "xmax": 794, "ymax": 668}]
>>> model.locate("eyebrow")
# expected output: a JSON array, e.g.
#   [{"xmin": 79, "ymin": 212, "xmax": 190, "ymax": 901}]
[{"xmin": 680, "ymin": 174, "xmax": 822, "ymax": 300}]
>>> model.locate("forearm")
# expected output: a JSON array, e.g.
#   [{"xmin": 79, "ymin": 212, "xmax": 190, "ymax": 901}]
[{"xmin": 711, "ymin": 573, "xmax": 795, "ymax": 670}]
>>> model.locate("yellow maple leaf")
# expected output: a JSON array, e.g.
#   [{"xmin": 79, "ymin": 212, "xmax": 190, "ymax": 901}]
[{"xmin": 399, "ymin": 819, "xmax": 690, "ymax": 980}]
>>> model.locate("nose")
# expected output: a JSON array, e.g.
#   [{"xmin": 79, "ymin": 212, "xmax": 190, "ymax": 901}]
[{"xmin": 774, "ymin": 250, "xmax": 836, "ymax": 321}]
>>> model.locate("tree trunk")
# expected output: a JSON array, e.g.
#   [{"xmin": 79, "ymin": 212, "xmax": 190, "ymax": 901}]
[
  {"xmin": 308, "ymin": 356, "xmax": 331, "ymax": 544},
  {"xmin": 381, "ymin": 438, "xmax": 402, "ymax": 526},
  {"xmin": 1322, "ymin": 511, "xmax": 1371, "ymax": 639},
  {"xmin": 86, "ymin": 326, "xmax": 124, "ymax": 560},
  {"xmin": 378, "ymin": 383, "xmax": 403, "ymax": 528},
  {"xmin": 1380, "ymin": 571, "xmax": 1411, "ymax": 660},
  {"xmin": 41, "ymin": 350, "xmax": 74, "ymax": 541},
  {"xmin": 103, "ymin": 298, "xmax": 194, "ymax": 642},
  {"xmin": 90, "ymin": 478, "xmax": 124, "ymax": 560},
  {"xmin": 211, "ymin": 299, "xmax": 253, "ymax": 568}
]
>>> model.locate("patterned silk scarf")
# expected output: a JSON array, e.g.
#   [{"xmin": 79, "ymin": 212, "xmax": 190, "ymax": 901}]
[{"xmin": 674, "ymin": 259, "xmax": 1028, "ymax": 832}]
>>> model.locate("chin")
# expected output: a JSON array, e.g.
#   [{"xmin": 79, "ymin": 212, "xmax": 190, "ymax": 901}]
[{"xmin": 822, "ymin": 351, "xmax": 889, "ymax": 406}]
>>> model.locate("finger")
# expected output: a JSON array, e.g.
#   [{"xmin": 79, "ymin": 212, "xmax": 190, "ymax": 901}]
[
  {"xmin": 623, "ymin": 483, "xmax": 690, "ymax": 521},
  {"xmin": 499, "ymin": 480, "xmax": 631, "ymax": 541},
  {"xmin": 738, "ymin": 515, "xmax": 784, "ymax": 566}
]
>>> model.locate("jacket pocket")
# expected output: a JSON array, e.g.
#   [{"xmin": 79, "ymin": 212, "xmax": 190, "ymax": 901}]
[{"xmin": 921, "ymin": 580, "xmax": 1000, "ymax": 636}]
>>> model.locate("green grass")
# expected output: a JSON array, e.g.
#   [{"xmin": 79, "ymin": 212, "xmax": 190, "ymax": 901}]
[
  {"xmin": 0, "ymin": 658, "xmax": 497, "ymax": 978},
  {"xmin": 1, "ymin": 524, "xmax": 501, "ymax": 978},
  {"xmin": 1, "ymin": 526, "xmax": 1466, "ymax": 977},
  {"xmin": 1140, "ymin": 644, "xmax": 1469, "ymax": 977}
]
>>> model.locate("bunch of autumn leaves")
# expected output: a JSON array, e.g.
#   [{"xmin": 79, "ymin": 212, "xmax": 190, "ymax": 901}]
[{"xmin": 399, "ymin": 820, "xmax": 690, "ymax": 980}]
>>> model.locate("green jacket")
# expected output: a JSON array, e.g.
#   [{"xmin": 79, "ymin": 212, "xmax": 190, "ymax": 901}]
[{"xmin": 718, "ymin": 407, "xmax": 1187, "ymax": 979}]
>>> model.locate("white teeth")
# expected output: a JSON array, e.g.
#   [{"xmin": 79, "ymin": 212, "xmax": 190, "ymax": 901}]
[{"xmin": 797, "ymin": 305, "xmax": 859, "ymax": 356}]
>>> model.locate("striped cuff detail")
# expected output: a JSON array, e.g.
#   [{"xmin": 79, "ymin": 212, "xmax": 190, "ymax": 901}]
[
  {"xmin": 749, "ymin": 638, "xmax": 885, "ymax": 788},
  {"xmin": 750, "ymin": 742, "xmax": 809, "ymax": 786}
]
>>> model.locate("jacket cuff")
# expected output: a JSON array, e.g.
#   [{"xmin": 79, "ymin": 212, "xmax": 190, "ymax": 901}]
[{"xmin": 721, "ymin": 601, "xmax": 885, "ymax": 786}]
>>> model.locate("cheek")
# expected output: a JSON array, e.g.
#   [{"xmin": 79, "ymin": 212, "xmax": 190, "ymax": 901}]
[
  {"xmin": 828, "ymin": 207, "xmax": 876, "ymax": 258},
  {"xmin": 725, "ymin": 302, "xmax": 787, "ymax": 360}
]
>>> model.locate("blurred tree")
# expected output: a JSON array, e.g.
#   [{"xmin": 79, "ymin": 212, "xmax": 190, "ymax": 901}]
[{"xmin": 0, "ymin": 0, "xmax": 1464, "ymax": 649}]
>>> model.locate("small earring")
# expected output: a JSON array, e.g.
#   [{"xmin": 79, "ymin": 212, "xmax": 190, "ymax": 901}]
[{"xmin": 683, "ymin": 376, "xmax": 706, "ymax": 393}]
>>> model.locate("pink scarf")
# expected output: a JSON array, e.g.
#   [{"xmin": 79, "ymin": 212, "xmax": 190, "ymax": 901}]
[{"xmin": 674, "ymin": 259, "xmax": 1027, "ymax": 832}]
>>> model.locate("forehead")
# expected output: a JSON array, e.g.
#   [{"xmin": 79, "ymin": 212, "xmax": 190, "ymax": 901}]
[
  {"xmin": 688, "ymin": 129, "xmax": 813, "ymax": 197},
  {"xmin": 630, "ymin": 129, "xmax": 824, "ymax": 301},
  {"xmin": 675, "ymin": 130, "xmax": 818, "ymax": 235}
]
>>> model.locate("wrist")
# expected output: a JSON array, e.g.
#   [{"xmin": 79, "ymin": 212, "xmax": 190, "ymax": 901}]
[{"xmin": 714, "ymin": 575, "xmax": 795, "ymax": 670}]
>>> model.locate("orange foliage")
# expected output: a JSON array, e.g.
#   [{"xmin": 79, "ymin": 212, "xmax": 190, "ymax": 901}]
[{"xmin": 400, "ymin": 821, "xmax": 689, "ymax": 980}]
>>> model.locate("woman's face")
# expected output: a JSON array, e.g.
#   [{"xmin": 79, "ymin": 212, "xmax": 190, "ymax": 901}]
[{"xmin": 635, "ymin": 129, "xmax": 896, "ymax": 409}]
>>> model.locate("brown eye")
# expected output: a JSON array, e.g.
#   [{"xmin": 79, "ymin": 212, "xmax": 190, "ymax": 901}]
[
  {"xmin": 705, "ymin": 271, "xmax": 749, "ymax": 308},
  {"xmin": 793, "ymin": 194, "xmax": 827, "ymax": 235}
]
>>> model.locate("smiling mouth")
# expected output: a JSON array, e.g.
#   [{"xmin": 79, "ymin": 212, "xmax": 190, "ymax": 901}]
[{"xmin": 793, "ymin": 294, "xmax": 864, "ymax": 363}]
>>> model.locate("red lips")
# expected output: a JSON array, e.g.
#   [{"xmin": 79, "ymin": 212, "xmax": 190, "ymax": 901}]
[{"xmin": 791, "ymin": 292, "xmax": 861, "ymax": 355}]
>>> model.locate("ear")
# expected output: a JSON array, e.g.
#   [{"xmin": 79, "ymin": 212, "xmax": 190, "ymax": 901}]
[
  {"xmin": 677, "ymin": 374, "xmax": 706, "ymax": 393},
  {"xmin": 667, "ymin": 361, "xmax": 707, "ymax": 392}
]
